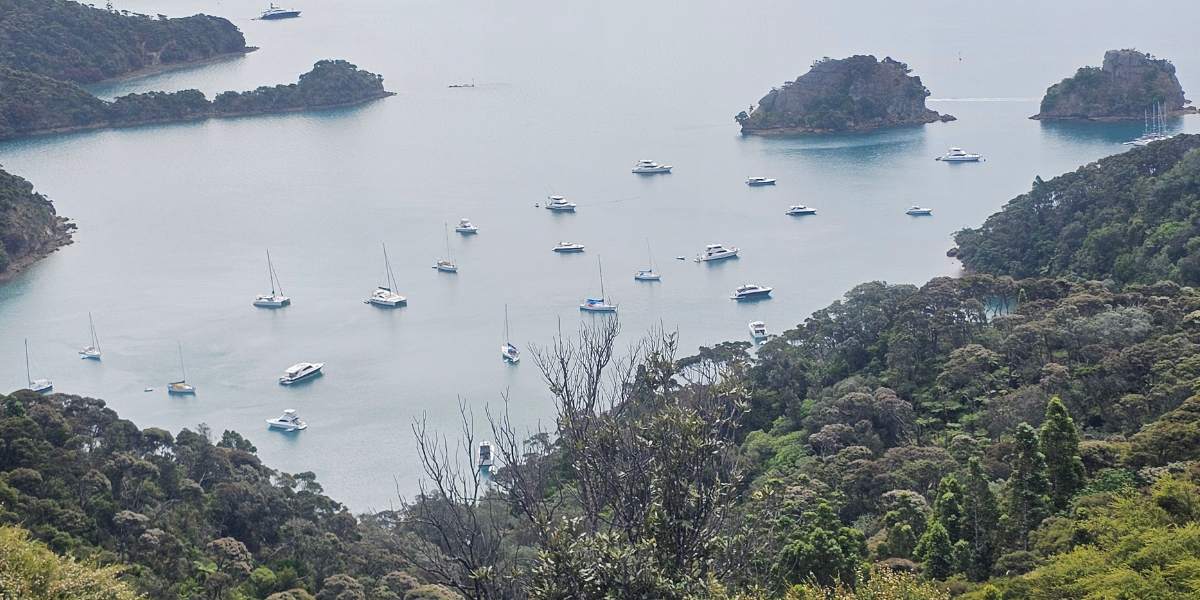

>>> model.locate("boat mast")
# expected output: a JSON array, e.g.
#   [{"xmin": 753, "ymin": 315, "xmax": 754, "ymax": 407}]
[
  {"xmin": 381, "ymin": 242, "xmax": 397, "ymax": 289},
  {"xmin": 444, "ymin": 223, "xmax": 453, "ymax": 261},
  {"xmin": 24, "ymin": 338, "xmax": 32, "ymax": 385},
  {"xmin": 504, "ymin": 304, "xmax": 511, "ymax": 342},
  {"xmin": 177, "ymin": 342, "xmax": 187, "ymax": 381},
  {"xmin": 598, "ymin": 256, "xmax": 607, "ymax": 299},
  {"xmin": 646, "ymin": 239, "xmax": 655, "ymax": 270},
  {"xmin": 89, "ymin": 312, "xmax": 99, "ymax": 352},
  {"xmin": 266, "ymin": 249, "xmax": 282, "ymax": 296}
]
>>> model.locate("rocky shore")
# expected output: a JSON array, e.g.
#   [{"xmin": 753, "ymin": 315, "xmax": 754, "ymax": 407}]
[
  {"xmin": 0, "ymin": 168, "xmax": 74, "ymax": 281},
  {"xmin": 1032, "ymin": 49, "xmax": 1197, "ymax": 121}
]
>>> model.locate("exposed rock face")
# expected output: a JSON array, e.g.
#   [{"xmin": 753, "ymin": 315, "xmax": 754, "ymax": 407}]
[
  {"xmin": 1032, "ymin": 49, "xmax": 1196, "ymax": 120},
  {"xmin": 0, "ymin": 167, "xmax": 73, "ymax": 279},
  {"xmin": 736, "ymin": 55, "xmax": 954, "ymax": 135}
]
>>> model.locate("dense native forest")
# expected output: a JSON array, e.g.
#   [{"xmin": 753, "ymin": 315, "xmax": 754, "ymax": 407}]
[{"xmin": 4, "ymin": 137, "xmax": 1200, "ymax": 598}]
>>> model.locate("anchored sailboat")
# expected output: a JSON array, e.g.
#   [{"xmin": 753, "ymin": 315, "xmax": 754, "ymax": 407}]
[
  {"xmin": 167, "ymin": 342, "xmax": 196, "ymax": 395},
  {"xmin": 501, "ymin": 304, "xmax": 520, "ymax": 363},
  {"xmin": 580, "ymin": 256, "xmax": 617, "ymax": 313},
  {"xmin": 25, "ymin": 339, "xmax": 52, "ymax": 393},
  {"xmin": 434, "ymin": 223, "xmax": 458, "ymax": 273},
  {"xmin": 79, "ymin": 312, "xmax": 101, "ymax": 359},
  {"xmin": 634, "ymin": 239, "xmax": 661, "ymax": 281},
  {"xmin": 365, "ymin": 243, "xmax": 407, "ymax": 307},
  {"xmin": 253, "ymin": 249, "xmax": 291, "ymax": 308}
]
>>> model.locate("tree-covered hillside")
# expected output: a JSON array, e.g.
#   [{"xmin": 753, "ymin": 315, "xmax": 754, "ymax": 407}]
[
  {"xmin": 954, "ymin": 134, "xmax": 1200, "ymax": 284},
  {"xmin": 0, "ymin": 165, "xmax": 72, "ymax": 277},
  {"xmin": 0, "ymin": 0, "xmax": 247, "ymax": 83}
]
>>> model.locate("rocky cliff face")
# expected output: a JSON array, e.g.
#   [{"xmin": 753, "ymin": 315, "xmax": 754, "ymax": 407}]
[
  {"xmin": 736, "ymin": 55, "xmax": 954, "ymax": 135},
  {"xmin": 0, "ymin": 167, "xmax": 72, "ymax": 279},
  {"xmin": 1033, "ymin": 49, "xmax": 1196, "ymax": 120}
]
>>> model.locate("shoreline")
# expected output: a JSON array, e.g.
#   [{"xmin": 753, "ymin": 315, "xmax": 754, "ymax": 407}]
[
  {"xmin": 87, "ymin": 47, "xmax": 260, "ymax": 88},
  {"xmin": 0, "ymin": 91, "xmax": 395, "ymax": 143},
  {"xmin": 1030, "ymin": 106, "xmax": 1198, "ymax": 121},
  {"xmin": 0, "ymin": 217, "xmax": 74, "ymax": 283},
  {"xmin": 740, "ymin": 113, "xmax": 956, "ymax": 136}
]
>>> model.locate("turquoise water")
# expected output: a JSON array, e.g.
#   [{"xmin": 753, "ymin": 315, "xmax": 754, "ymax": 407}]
[{"xmin": 3, "ymin": 0, "xmax": 1198, "ymax": 510}]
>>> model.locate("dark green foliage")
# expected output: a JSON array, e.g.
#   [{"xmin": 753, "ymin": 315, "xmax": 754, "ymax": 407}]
[
  {"xmin": 961, "ymin": 458, "xmax": 1000, "ymax": 580},
  {"xmin": 0, "ymin": 0, "xmax": 246, "ymax": 83},
  {"xmin": 211, "ymin": 60, "xmax": 389, "ymax": 116},
  {"xmin": 915, "ymin": 517, "xmax": 954, "ymax": 579},
  {"xmin": 1039, "ymin": 397, "xmax": 1085, "ymax": 510},
  {"xmin": 954, "ymin": 135, "xmax": 1200, "ymax": 284},
  {"xmin": 0, "ymin": 165, "xmax": 71, "ymax": 276},
  {"xmin": 1006, "ymin": 423, "xmax": 1051, "ymax": 548},
  {"xmin": 774, "ymin": 501, "xmax": 867, "ymax": 587},
  {"xmin": 931, "ymin": 476, "xmax": 965, "ymax": 542},
  {"xmin": 1035, "ymin": 49, "xmax": 1189, "ymax": 119},
  {"xmin": 1128, "ymin": 395, "xmax": 1200, "ymax": 466}
]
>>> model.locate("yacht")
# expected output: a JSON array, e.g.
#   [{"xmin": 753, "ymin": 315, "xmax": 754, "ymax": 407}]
[
  {"xmin": 1125, "ymin": 102, "xmax": 1172, "ymax": 146},
  {"xmin": 266, "ymin": 409, "xmax": 308, "ymax": 431},
  {"xmin": 501, "ymin": 305, "xmax": 520, "ymax": 363},
  {"xmin": 731, "ymin": 284, "xmax": 773, "ymax": 301},
  {"xmin": 259, "ymin": 3, "xmax": 301, "ymax": 19},
  {"xmin": 545, "ymin": 195, "xmax": 577, "ymax": 212},
  {"xmin": 366, "ymin": 243, "xmax": 407, "ymax": 307},
  {"xmin": 746, "ymin": 177, "xmax": 777, "ymax": 186},
  {"xmin": 455, "ymin": 218, "xmax": 479, "ymax": 234},
  {"xmin": 631, "ymin": 159, "xmax": 672, "ymax": 174},
  {"xmin": 553, "ymin": 241, "xmax": 585, "ymax": 253},
  {"xmin": 749, "ymin": 321, "xmax": 768, "ymax": 343},
  {"xmin": 253, "ymin": 249, "xmax": 291, "ymax": 308},
  {"xmin": 433, "ymin": 224, "xmax": 458, "ymax": 273},
  {"xmin": 79, "ymin": 312, "xmax": 101, "ymax": 360},
  {"xmin": 785, "ymin": 205, "xmax": 817, "ymax": 216},
  {"xmin": 448, "ymin": 80, "xmax": 476, "ymax": 89},
  {"xmin": 580, "ymin": 257, "xmax": 617, "ymax": 313},
  {"xmin": 697, "ymin": 243, "xmax": 739, "ymax": 262},
  {"xmin": 935, "ymin": 147, "xmax": 982, "ymax": 162},
  {"xmin": 906, "ymin": 205, "xmax": 933, "ymax": 216},
  {"xmin": 167, "ymin": 342, "xmax": 195, "ymax": 395},
  {"xmin": 279, "ymin": 362, "xmax": 324, "ymax": 385},
  {"xmin": 634, "ymin": 240, "xmax": 661, "ymax": 281},
  {"xmin": 24, "ymin": 339, "xmax": 52, "ymax": 394}
]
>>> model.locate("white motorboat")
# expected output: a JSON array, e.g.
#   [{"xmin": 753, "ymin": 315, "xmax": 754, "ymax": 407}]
[
  {"xmin": 433, "ymin": 224, "xmax": 458, "ymax": 273},
  {"xmin": 731, "ymin": 284, "xmax": 773, "ymax": 301},
  {"xmin": 167, "ymin": 342, "xmax": 195, "ymax": 395},
  {"xmin": 266, "ymin": 409, "xmax": 308, "ymax": 431},
  {"xmin": 580, "ymin": 257, "xmax": 617, "ymax": 313},
  {"xmin": 746, "ymin": 177, "xmax": 777, "ymax": 186},
  {"xmin": 697, "ymin": 243, "xmax": 739, "ymax": 262},
  {"xmin": 253, "ymin": 249, "xmax": 291, "ymax": 308},
  {"xmin": 553, "ymin": 241, "xmax": 585, "ymax": 253},
  {"xmin": 24, "ymin": 339, "xmax": 52, "ymax": 393},
  {"xmin": 279, "ymin": 362, "xmax": 324, "ymax": 385},
  {"xmin": 259, "ymin": 3, "xmax": 301, "ymax": 19},
  {"xmin": 632, "ymin": 159, "xmax": 672, "ymax": 174},
  {"xmin": 785, "ymin": 205, "xmax": 817, "ymax": 216},
  {"xmin": 749, "ymin": 320, "xmax": 768, "ymax": 342},
  {"xmin": 501, "ymin": 305, "xmax": 520, "ymax": 363},
  {"xmin": 935, "ymin": 147, "xmax": 982, "ymax": 162},
  {"xmin": 79, "ymin": 312, "xmax": 101, "ymax": 359},
  {"xmin": 478, "ymin": 441, "xmax": 494, "ymax": 478},
  {"xmin": 634, "ymin": 240, "xmax": 661, "ymax": 281},
  {"xmin": 545, "ymin": 195, "xmax": 577, "ymax": 212},
  {"xmin": 906, "ymin": 205, "xmax": 933, "ymax": 216},
  {"xmin": 455, "ymin": 218, "xmax": 479, "ymax": 234},
  {"xmin": 366, "ymin": 243, "xmax": 407, "ymax": 307}
]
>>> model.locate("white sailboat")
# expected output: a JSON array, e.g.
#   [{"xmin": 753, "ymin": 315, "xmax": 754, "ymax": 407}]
[
  {"xmin": 79, "ymin": 312, "xmax": 101, "ymax": 359},
  {"xmin": 366, "ymin": 243, "xmax": 407, "ymax": 307},
  {"xmin": 501, "ymin": 304, "xmax": 520, "ymax": 363},
  {"xmin": 253, "ymin": 249, "xmax": 291, "ymax": 308},
  {"xmin": 580, "ymin": 256, "xmax": 617, "ymax": 313},
  {"xmin": 25, "ymin": 339, "xmax": 52, "ymax": 393},
  {"xmin": 634, "ymin": 239, "xmax": 661, "ymax": 281},
  {"xmin": 167, "ymin": 342, "xmax": 195, "ymax": 395},
  {"xmin": 433, "ymin": 223, "xmax": 458, "ymax": 273}
]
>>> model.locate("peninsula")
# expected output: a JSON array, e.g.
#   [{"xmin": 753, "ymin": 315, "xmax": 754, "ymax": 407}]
[
  {"xmin": 0, "ymin": 167, "xmax": 73, "ymax": 280},
  {"xmin": 735, "ymin": 55, "xmax": 954, "ymax": 135},
  {"xmin": 1032, "ymin": 49, "xmax": 1196, "ymax": 121}
]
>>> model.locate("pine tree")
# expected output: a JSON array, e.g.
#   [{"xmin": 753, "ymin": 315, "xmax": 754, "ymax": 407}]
[
  {"xmin": 915, "ymin": 517, "xmax": 955, "ymax": 579},
  {"xmin": 1040, "ymin": 396, "xmax": 1086, "ymax": 511},
  {"xmin": 933, "ymin": 475, "xmax": 966, "ymax": 542},
  {"xmin": 962, "ymin": 457, "xmax": 1000, "ymax": 581},
  {"xmin": 1008, "ymin": 422, "xmax": 1051, "ymax": 549}
]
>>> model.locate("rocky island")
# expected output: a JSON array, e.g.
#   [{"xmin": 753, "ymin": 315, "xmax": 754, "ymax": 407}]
[
  {"xmin": 0, "ymin": 60, "xmax": 395, "ymax": 141},
  {"xmin": 1032, "ymin": 49, "xmax": 1197, "ymax": 120},
  {"xmin": 0, "ymin": 167, "xmax": 73, "ymax": 280},
  {"xmin": 735, "ymin": 55, "xmax": 954, "ymax": 135}
]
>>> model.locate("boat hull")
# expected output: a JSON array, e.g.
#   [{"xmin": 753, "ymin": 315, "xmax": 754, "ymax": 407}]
[
  {"xmin": 260, "ymin": 10, "xmax": 300, "ymax": 19},
  {"xmin": 634, "ymin": 272, "xmax": 661, "ymax": 281},
  {"xmin": 786, "ymin": 208, "xmax": 816, "ymax": 215},
  {"xmin": 79, "ymin": 347, "xmax": 101, "ymax": 360},
  {"xmin": 746, "ymin": 179, "xmax": 776, "ymax": 186},
  {"xmin": 580, "ymin": 305, "xmax": 617, "ymax": 312},
  {"xmin": 732, "ymin": 289, "xmax": 772, "ymax": 301},
  {"xmin": 632, "ymin": 167, "xmax": 672, "ymax": 174},
  {"xmin": 699, "ymin": 251, "xmax": 738, "ymax": 262},
  {"xmin": 502, "ymin": 345, "xmax": 520, "ymax": 363},
  {"xmin": 167, "ymin": 383, "xmax": 195, "ymax": 395},
  {"xmin": 266, "ymin": 421, "xmax": 307, "ymax": 431},
  {"xmin": 553, "ymin": 247, "xmax": 585, "ymax": 253},
  {"xmin": 253, "ymin": 296, "xmax": 291, "ymax": 308},
  {"xmin": 29, "ymin": 380, "xmax": 52, "ymax": 393},
  {"xmin": 280, "ymin": 366, "xmax": 323, "ymax": 385},
  {"xmin": 455, "ymin": 228, "xmax": 478, "ymax": 234}
]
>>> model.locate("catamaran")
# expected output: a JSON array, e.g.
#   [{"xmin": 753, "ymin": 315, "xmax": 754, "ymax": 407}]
[
  {"xmin": 634, "ymin": 240, "xmax": 661, "ymax": 281},
  {"xmin": 365, "ymin": 243, "xmax": 407, "ymax": 307},
  {"xmin": 501, "ymin": 304, "xmax": 520, "ymax": 363},
  {"xmin": 580, "ymin": 257, "xmax": 617, "ymax": 313},
  {"xmin": 433, "ymin": 224, "xmax": 458, "ymax": 273},
  {"xmin": 253, "ymin": 249, "xmax": 291, "ymax": 308},
  {"xmin": 167, "ymin": 342, "xmax": 195, "ymax": 395},
  {"xmin": 24, "ymin": 339, "xmax": 52, "ymax": 393},
  {"xmin": 79, "ymin": 312, "xmax": 101, "ymax": 359},
  {"xmin": 266, "ymin": 409, "xmax": 308, "ymax": 431}
]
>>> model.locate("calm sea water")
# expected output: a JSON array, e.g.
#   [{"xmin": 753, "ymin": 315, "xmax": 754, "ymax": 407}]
[{"xmin": 3, "ymin": 0, "xmax": 1198, "ymax": 510}]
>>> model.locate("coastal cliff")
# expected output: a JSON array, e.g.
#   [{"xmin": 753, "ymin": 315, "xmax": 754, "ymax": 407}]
[
  {"xmin": 0, "ymin": 60, "xmax": 394, "ymax": 141},
  {"xmin": 0, "ymin": 0, "xmax": 249, "ymax": 84},
  {"xmin": 735, "ymin": 55, "xmax": 954, "ymax": 135},
  {"xmin": 0, "ymin": 167, "xmax": 72, "ymax": 279},
  {"xmin": 1032, "ymin": 49, "xmax": 1196, "ymax": 120}
]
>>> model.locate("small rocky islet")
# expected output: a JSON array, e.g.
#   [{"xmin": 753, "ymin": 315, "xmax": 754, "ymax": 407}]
[
  {"xmin": 735, "ymin": 55, "xmax": 954, "ymax": 135},
  {"xmin": 1032, "ymin": 49, "xmax": 1197, "ymax": 121}
]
